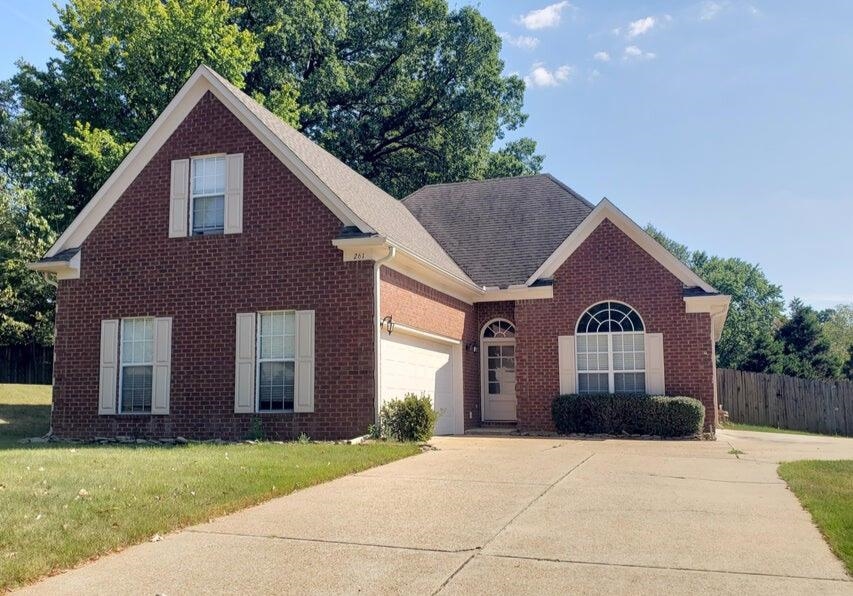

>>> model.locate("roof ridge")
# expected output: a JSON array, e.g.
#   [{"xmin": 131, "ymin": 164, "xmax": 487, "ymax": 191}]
[
  {"xmin": 411, "ymin": 173, "xmax": 550, "ymax": 193},
  {"xmin": 542, "ymin": 174, "xmax": 596, "ymax": 209}
]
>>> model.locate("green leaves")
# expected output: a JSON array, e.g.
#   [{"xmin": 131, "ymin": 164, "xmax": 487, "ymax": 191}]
[{"xmin": 238, "ymin": 0, "xmax": 533, "ymax": 197}]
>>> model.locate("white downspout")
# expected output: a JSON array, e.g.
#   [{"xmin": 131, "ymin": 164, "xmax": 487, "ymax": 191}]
[{"xmin": 373, "ymin": 246, "xmax": 396, "ymax": 425}]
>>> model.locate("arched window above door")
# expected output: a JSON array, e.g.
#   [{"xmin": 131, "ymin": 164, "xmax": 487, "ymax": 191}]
[{"xmin": 482, "ymin": 319, "xmax": 515, "ymax": 339}]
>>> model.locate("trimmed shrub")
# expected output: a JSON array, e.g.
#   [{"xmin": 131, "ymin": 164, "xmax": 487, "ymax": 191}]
[
  {"xmin": 380, "ymin": 393, "xmax": 438, "ymax": 442},
  {"xmin": 551, "ymin": 394, "xmax": 705, "ymax": 438}
]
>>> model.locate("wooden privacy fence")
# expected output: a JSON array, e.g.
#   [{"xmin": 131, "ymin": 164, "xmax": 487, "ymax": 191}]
[
  {"xmin": 717, "ymin": 368, "xmax": 853, "ymax": 436},
  {"xmin": 0, "ymin": 345, "xmax": 53, "ymax": 385}
]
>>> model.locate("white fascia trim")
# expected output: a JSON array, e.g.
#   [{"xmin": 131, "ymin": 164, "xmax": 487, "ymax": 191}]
[
  {"xmin": 525, "ymin": 198, "xmax": 717, "ymax": 294},
  {"xmin": 476, "ymin": 285, "xmax": 553, "ymax": 302},
  {"xmin": 27, "ymin": 251, "xmax": 81, "ymax": 280},
  {"xmin": 334, "ymin": 236, "xmax": 482, "ymax": 304},
  {"xmin": 45, "ymin": 65, "xmax": 372, "ymax": 257},
  {"xmin": 388, "ymin": 322, "xmax": 461, "ymax": 345},
  {"xmin": 684, "ymin": 294, "xmax": 732, "ymax": 342}
]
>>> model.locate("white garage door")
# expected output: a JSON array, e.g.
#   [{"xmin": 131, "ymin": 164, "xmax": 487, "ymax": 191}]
[{"xmin": 380, "ymin": 332, "xmax": 456, "ymax": 435}]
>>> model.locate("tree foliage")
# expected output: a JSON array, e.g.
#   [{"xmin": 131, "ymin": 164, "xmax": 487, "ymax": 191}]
[
  {"xmin": 819, "ymin": 304, "xmax": 853, "ymax": 367},
  {"xmin": 776, "ymin": 299, "xmax": 842, "ymax": 380},
  {"xmin": 646, "ymin": 225, "xmax": 851, "ymax": 380},
  {"xmin": 234, "ymin": 0, "xmax": 539, "ymax": 197},
  {"xmin": 645, "ymin": 225, "xmax": 784, "ymax": 370},
  {"xmin": 12, "ymin": 0, "xmax": 261, "ymax": 227},
  {"xmin": 2, "ymin": 0, "xmax": 542, "ymax": 345}
]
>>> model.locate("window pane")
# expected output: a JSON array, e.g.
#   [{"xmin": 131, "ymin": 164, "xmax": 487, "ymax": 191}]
[
  {"xmin": 121, "ymin": 365, "xmax": 152, "ymax": 412},
  {"xmin": 487, "ymin": 345, "xmax": 500, "ymax": 358},
  {"xmin": 122, "ymin": 319, "xmax": 153, "ymax": 365},
  {"xmin": 193, "ymin": 156, "xmax": 225, "ymax": 195},
  {"xmin": 578, "ymin": 373, "xmax": 608, "ymax": 394},
  {"xmin": 258, "ymin": 361, "xmax": 295, "ymax": 411},
  {"xmin": 615, "ymin": 372, "xmax": 645, "ymax": 393},
  {"xmin": 192, "ymin": 195, "xmax": 224, "ymax": 234},
  {"xmin": 488, "ymin": 381, "xmax": 500, "ymax": 395}
]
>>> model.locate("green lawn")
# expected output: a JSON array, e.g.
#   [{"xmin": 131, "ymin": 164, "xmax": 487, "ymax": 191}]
[
  {"xmin": 779, "ymin": 460, "xmax": 853, "ymax": 575},
  {"xmin": 721, "ymin": 421, "xmax": 848, "ymax": 438},
  {"xmin": 0, "ymin": 383, "xmax": 53, "ymax": 447},
  {"xmin": 0, "ymin": 384, "xmax": 420, "ymax": 591}
]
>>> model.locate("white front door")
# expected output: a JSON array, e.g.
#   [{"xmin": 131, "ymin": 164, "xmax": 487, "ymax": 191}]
[
  {"xmin": 380, "ymin": 331, "xmax": 456, "ymax": 435},
  {"xmin": 482, "ymin": 339, "xmax": 517, "ymax": 421}
]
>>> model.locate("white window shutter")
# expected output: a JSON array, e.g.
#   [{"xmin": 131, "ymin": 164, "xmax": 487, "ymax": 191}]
[
  {"xmin": 294, "ymin": 310, "xmax": 315, "ymax": 413},
  {"xmin": 235, "ymin": 313, "xmax": 256, "ymax": 413},
  {"xmin": 169, "ymin": 159, "xmax": 189, "ymax": 238},
  {"xmin": 151, "ymin": 317, "xmax": 172, "ymax": 415},
  {"xmin": 558, "ymin": 335, "xmax": 577, "ymax": 395},
  {"xmin": 98, "ymin": 319, "xmax": 119, "ymax": 415},
  {"xmin": 644, "ymin": 333, "xmax": 666, "ymax": 395},
  {"xmin": 224, "ymin": 153, "xmax": 243, "ymax": 234}
]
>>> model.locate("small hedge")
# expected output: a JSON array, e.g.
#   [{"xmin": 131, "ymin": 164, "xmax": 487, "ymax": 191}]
[
  {"xmin": 379, "ymin": 393, "xmax": 438, "ymax": 442},
  {"xmin": 551, "ymin": 394, "xmax": 705, "ymax": 438}
]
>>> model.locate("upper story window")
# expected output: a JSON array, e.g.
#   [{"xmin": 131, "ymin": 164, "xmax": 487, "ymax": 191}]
[
  {"xmin": 191, "ymin": 156, "xmax": 225, "ymax": 235},
  {"xmin": 120, "ymin": 317, "xmax": 154, "ymax": 413},
  {"xmin": 575, "ymin": 301, "xmax": 646, "ymax": 394}
]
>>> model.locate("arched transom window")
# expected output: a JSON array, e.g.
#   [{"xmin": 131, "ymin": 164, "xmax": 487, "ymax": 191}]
[
  {"xmin": 575, "ymin": 302, "xmax": 646, "ymax": 394},
  {"xmin": 483, "ymin": 320, "xmax": 515, "ymax": 339}
]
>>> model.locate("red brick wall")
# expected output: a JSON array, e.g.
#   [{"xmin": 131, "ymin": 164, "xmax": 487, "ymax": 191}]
[
  {"xmin": 378, "ymin": 268, "xmax": 482, "ymax": 427},
  {"xmin": 52, "ymin": 92, "xmax": 376, "ymax": 441},
  {"xmin": 515, "ymin": 219, "xmax": 717, "ymax": 432}
]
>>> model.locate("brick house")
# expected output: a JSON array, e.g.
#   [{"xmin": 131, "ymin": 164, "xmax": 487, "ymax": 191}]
[{"xmin": 30, "ymin": 66, "xmax": 730, "ymax": 440}]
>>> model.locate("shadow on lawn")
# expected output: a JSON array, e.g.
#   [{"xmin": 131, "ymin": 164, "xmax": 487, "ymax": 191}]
[{"xmin": 0, "ymin": 402, "xmax": 51, "ymax": 447}]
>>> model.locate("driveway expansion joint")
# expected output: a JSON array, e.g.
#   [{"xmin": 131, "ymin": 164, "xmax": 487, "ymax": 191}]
[
  {"xmin": 184, "ymin": 528, "xmax": 481, "ymax": 555},
  {"xmin": 483, "ymin": 553, "xmax": 852, "ymax": 583}
]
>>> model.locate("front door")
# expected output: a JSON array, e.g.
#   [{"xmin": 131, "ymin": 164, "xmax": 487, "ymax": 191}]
[{"xmin": 483, "ymin": 340, "xmax": 517, "ymax": 421}]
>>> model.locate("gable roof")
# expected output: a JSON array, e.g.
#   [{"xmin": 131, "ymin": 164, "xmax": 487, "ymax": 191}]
[
  {"xmin": 403, "ymin": 174, "xmax": 594, "ymax": 288},
  {"xmin": 41, "ymin": 66, "xmax": 472, "ymax": 284},
  {"xmin": 527, "ymin": 198, "xmax": 718, "ymax": 293}
]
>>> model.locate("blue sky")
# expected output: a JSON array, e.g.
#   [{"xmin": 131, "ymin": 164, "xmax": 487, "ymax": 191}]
[{"xmin": 2, "ymin": 1, "xmax": 852, "ymax": 309}]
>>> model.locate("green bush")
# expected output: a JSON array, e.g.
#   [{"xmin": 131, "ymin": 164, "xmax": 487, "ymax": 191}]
[
  {"xmin": 380, "ymin": 393, "xmax": 438, "ymax": 442},
  {"xmin": 551, "ymin": 394, "xmax": 705, "ymax": 438}
]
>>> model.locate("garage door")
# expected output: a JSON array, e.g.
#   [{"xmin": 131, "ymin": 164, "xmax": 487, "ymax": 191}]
[{"xmin": 380, "ymin": 332, "xmax": 456, "ymax": 435}]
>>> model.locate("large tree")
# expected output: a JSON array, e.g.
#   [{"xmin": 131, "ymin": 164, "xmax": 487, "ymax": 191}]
[
  {"xmin": 12, "ymin": 0, "xmax": 261, "ymax": 228},
  {"xmin": 777, "ymin": 299, "xmax": 842, "ymax": 380},
  {"xmin": 645, "ymin": 225, "xmax": 784, "ymax": 370},
  {"xmin": 819, "ymin": 304, "xmax": 853, "ymax": 367},
  {"xmin": 234, "ymin": 0, "xmax": 539, "ymax": 197}
]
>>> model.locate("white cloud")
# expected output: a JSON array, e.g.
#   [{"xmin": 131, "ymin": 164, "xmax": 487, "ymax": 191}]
[
  {"xmin": 593, "ymin": 51, "xmax": 611, "ymax": 62},
  {"xmin": 699, "ymin": 1, "xmax": 727, "ymax": 20},
  {"xmin": 623, "ymin": 45, "xmax": 656, "ymax": 61},
  {"xmin": 524, "ymin": 63, "xmax": 574, "ymax": 88},
  {"xmin": 627, "ymin": 16, "xmax": 656, "ymax": 38},
  {"xmin": 499, "ymin": 32, "xmax": 540, "ymax": 50},
  {"xmin": 517, "ymin": 1, "xmax": 572, "ymax": 30},
  {"xmin": 611, "ymin": 27, "xmax": 621, "ymax": 36}
]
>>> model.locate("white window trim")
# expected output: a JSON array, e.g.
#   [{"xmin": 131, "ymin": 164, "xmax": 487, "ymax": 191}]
[
  {"xmin": 255, "ymin": 310, "xmax": 297, "ymax": 414},
  {"xmin": 118, "ymin": 317, "xmax": 155, "ymax": 414},
  {"xmin": 576, "ymin": 331, "xmax": 646, "ymax": 394},
  {"xmin": 189, "ymin": 154, "xmax": 227, "ymax": 236}
]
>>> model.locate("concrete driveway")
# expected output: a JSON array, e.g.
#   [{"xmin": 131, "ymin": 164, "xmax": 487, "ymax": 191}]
[{"xmin": 21, "ymin": 430, "xmax": 853, "ymax": 595}]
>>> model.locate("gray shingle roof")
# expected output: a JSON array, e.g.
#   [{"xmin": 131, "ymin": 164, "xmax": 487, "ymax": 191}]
[
  {"xmin": 402, "ymin": 174, "xmax": 594, "ymax": 288},
  {"xmin": 36, "ymin": 247, "xmax": 80, "ymax": 263},
  {"xmin": 205, "ymin": 68, "xmax": 471, "ymax": 283}
]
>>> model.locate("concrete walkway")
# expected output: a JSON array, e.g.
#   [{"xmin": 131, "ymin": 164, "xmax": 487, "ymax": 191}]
[{"xmin": 21, "ymin": 430, "xmax": 853, "ymax": 595}]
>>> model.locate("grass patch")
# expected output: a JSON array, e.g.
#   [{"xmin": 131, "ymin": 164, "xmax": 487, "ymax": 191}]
[
  {"xmin": 0, "ymin": 385, "xmax": 420, "ymax": 590},
  {"xmin": 0, "ymin": 384, "xmax": 52, "ymax": 447},
  {"xmin": 721, "ymin": 422, "xmax": 848, "ymax": 438},
  {"xmin": 779, "ymin": 460, "xmax": 853, "ymax": 575}
]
